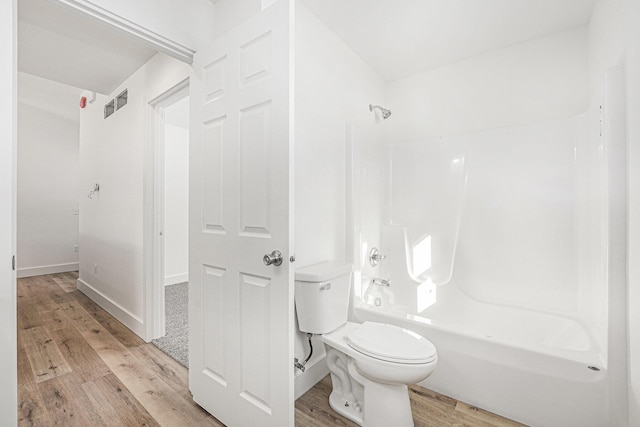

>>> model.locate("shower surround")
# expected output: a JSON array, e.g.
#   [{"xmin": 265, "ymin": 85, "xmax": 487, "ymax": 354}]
[{"xmin": 346, "ymin": 107, "xmax": 624, "ymax": 426}]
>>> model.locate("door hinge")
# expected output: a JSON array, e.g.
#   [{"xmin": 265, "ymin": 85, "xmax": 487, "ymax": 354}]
[{"xmin": 12, "ymin": 255, "xmax": 15, "ymax": 271}]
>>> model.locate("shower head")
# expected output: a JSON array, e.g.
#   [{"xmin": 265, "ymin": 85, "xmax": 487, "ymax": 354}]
[{"xmin": 369, "ymin": 104, "xmax": 391, "ymax": 119}]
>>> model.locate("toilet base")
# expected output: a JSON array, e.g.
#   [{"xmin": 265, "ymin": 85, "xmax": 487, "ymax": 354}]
[
  {"xmin": 328, "ymin": 390, "xmax": 364, "ymax": 425},
  {"xmin": 324, "ymin": 347, "xmax": 415, "ymax": 427},
  {"xmin": 353, "ymin": 362, "xmax": 414, "ymax": 427}
]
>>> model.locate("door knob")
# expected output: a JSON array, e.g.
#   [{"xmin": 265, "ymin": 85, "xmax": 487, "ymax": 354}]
[{"xmin": 263, "ymin": 250, "xmax": 283, "ymax": 266}]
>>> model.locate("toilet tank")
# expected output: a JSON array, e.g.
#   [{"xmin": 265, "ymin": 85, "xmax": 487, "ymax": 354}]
[{"xmin": 295, "ymin": 261, "xmax": 353, "ymax": 334}]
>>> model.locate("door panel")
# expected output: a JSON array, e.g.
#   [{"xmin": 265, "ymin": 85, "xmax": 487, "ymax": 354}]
[
  {"xmin": 201, "ymin": 265, "xmax": 226, "ymax": 385},
  {"xmin": 189, "ymin": 1, "xmax": 293, "ymax": 426},
  {"xmin": 240, "ymin": 101, "xmax": 273, "ymax": 236},
  {"xmin": 202, "ymin": 117, "xmax": 226, "ymax": 233}
]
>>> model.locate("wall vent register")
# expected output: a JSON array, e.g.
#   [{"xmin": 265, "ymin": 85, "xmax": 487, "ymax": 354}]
[
  {"xmin": 104, "ymin": 89, "xmax": 128, "ymax": 118},
  {"xmin": 116, "ymin": 89, "xmax": 128, "ymax": 110},
  {"xmin": 104, "ymin": 99, "xmax": 115, "ymax": 118}
]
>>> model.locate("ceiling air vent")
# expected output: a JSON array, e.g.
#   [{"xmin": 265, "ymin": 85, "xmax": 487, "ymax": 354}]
[
  {"xmin": 104, "ymin": 99, "xmax": 115, "ymax": 119},
  {"xmin": 116, "ymin": 89, "xmax": 128, "ymax": 110}
]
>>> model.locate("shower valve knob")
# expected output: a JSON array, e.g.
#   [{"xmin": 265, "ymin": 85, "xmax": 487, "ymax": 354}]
[
  {"xmin": 263, "ymin": 250, "xmax": 283, "ymax": 266},
  {"xmin": 369, "ymin": 247, "xmax": 386, "ymax": 267}
]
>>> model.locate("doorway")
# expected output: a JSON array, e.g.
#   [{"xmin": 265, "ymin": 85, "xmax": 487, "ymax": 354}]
[
  {"xmin": 149, "ymin": 84, "xmax": 190, "ymax": 366},
  {"xmin": 11, "ymin": 1, "xmax": 296, "ymax": 426}
]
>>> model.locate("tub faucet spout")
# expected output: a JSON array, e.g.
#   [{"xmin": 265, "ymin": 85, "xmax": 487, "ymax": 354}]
[{"xmin": 372, "ymin": 278, "xmax": 390, "ymax": 287}]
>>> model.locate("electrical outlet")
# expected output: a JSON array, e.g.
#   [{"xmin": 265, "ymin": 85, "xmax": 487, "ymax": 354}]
[
  {"xmin": 73, "ymin": 245, "xmax": 79, "ymax": 252},
  {"xmin": 94, "ymin": 263, "xmax": 98, "ymax": 274}
]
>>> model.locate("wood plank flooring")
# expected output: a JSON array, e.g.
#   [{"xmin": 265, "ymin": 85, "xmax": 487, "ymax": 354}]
[
  {"xmin": 18, "ymin": 273, "xmax": 525, "ymax": 427},
  {"xmin": 18, "ymin": 272, "xmax": 223, "ymax": 427},
  {"xmin": 295, "ymin": 375, "xmax": 526, "ymax": 427}
]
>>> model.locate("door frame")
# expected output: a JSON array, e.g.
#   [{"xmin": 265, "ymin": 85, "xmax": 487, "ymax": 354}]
[
  {"xmin": 10, "ymin": 3, "xmax": 296, "ymax": 425},
  {"xmin": 9, "ymin": 0, "xmax": 196, "ymax": 421},
  {"xmin": 1, "ymin": 2, "xmax": 17, "ymax": 425},
  {"xmin": 145, "ymin": 79, "xmax": 190, "ymax": 341},
  {"xmin": 49, "ymin": 0, "xmax": 195, "ymax": 64}
]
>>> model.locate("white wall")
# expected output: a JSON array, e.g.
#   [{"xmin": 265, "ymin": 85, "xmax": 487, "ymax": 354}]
[
  {"xmin": 78, "ymin": 53, "xmax": 190, "ymax": 338},
  {"xmin": 17, "ymin": 73, "xmax": 81, "ymax": 277},
  {"xmin": 588, "ymin": 0, "xmax": 640, "ymax": 424},
  {"xmin": 295, "ymin": 4, "xmax": 386, "ymax": 268},
  {"xmin": 213, "ymin": 0, "xmax": 279, "ymax": 38},
  {"xmin": 163, "ymin": 116, "xmax": 189, "ymax": 286},
  {"xmin": 213, "ymin": 0, "xmax": 261, "ymax": 38},
  {"xmin": 294, "ymin": 2, "xmax": 386, "ymax": 396},
  {"xmin": 0, "ymin": 0, "xmax": 17, "ymax": 424},
  {"xmin": 386, "ymin": 27, "xmax": 589, "ymax": 141},
  {"xmin": 626, "ymin": 0, "xmax": 640, "ymax": 420}
]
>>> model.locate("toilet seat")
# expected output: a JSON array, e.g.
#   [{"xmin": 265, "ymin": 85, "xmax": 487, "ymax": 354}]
[{"xmin": 347, "ymin": 321, "xmax": 437, "ymax": 364}]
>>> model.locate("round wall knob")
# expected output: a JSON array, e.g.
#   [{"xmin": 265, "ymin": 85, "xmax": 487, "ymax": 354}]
[
  {"xmin": 263, "ymin": 250, "xmax": 283, "ymax": 266},
  {"xmin": 369, "ymin": 247, "xmax": 386, "ymax": 267}
]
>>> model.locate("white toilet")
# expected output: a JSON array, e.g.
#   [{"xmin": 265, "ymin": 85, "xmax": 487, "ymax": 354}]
[{"xmin": 295, "ymin": 261, "xmax": 437, "ymax": 427}]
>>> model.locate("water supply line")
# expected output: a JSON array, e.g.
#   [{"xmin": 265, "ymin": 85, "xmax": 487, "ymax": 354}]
[{"xmin": 294, "ymin": 333, "xmax": 314, "ymax": 372}]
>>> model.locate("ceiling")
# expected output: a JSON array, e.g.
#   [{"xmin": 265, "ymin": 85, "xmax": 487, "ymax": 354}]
[
  {"xmin": 18, "ymin": 0, "xmax": 598, "ymax": 92},
  {"xmin": 300, "ymin": 0, "xmax": 597, "ymax": 82},
  {"xmin": 18, "ymin": 0, "xmax": 158, "ymax": 95},
  {"xmin": 19, "ymin": 72, "xmax": 84, "ymax": 123}
]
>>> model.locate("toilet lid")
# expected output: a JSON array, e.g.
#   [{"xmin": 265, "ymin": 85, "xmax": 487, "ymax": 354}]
[{"xmin": 347, "ymin": 322, "xmax": 437, "ymax": 364}]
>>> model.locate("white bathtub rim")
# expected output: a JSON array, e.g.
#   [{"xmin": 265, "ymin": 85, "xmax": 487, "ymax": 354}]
[{"xmin": 354, "ymin": 303, "xmax": 607, "ymax": 371}]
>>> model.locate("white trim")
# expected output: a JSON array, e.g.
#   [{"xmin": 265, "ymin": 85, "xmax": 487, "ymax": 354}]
[
  {"xmin": 294, "ymin": 354, "xmax": 329, "ymax": 400},
  {"xmin": 17, "ymin": 262, "xmax": 79, "ymax": 278},
  {"xmin": 148, "ymin": 78, "xmax": 190, "ymax": 106},
  {"xmin": 1, "ymin": 1, "xmax": 18, "ymax": 424},
  {"xmin": 164, "ymin": 273, "xmax": 188, "ymax": 286},
  {"xmin": 77, "ymin": 278, "xmax": 146, "ymax": 338},
  {"xmin": 144, "ymin": 78, "xmax": 190, "ymax": 341},
  {"xmin": 52, "ymin": 0, "xmax": 194, "ymax": 64}
]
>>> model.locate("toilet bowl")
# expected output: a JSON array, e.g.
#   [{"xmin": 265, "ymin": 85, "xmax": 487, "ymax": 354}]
[
  {"xmin": 320, "ymin": 321, "xmax": 437, "ymax": 427},
  {"xmin": 295, "ymin": 261, "xmax": 438, "ymax": 427},
  {"xmin": 336, "ymin": 321, "xmax": 437, "ymax": 384}
]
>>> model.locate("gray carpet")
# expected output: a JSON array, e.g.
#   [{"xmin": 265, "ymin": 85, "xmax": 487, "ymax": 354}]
[{"xmin": 152, "ymin": 282, "xmax": 189, "ymax": 367}]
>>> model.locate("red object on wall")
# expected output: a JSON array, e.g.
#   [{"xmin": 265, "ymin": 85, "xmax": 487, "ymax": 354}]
[{"xmin": 79, "ymin": 96, "xmax": 87, "ymax": 109}]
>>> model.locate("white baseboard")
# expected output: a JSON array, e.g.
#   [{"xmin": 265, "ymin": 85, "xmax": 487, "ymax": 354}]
[
  {"xmin": 295, "ymin": 353, "xmax": 329, "ymax": 400},
  {"xmin": 17, "ymin": 262, "xmax": 79, "ymax": 278},
  {"xmin": 76, "ymin": 278, "xmax": 147, "ymax": 340},
  {"xmin": 164, "ymin": 273, "xmax": 188, "ymax": 286}
]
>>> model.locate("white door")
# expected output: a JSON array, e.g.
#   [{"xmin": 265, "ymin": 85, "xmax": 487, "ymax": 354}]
[{"xmin": 188, "ymin": 1, "xmax": 294, "ymax": 426}]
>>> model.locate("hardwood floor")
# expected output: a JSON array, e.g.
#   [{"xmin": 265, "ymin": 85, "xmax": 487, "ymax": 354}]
[
  {"xmin": 18, "ymin": 273, "xmax": 525, "ymax": 427},
  {"xmin": 295, "ymin": 376, "xmax": 526, "ymax": 427},
  {"xmin": 18, "ymin": 272, "xmax": 223, "ymax": 427}
]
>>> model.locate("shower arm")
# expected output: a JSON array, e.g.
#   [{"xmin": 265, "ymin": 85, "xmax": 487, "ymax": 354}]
[{"xmin": 369, "ymin": 104, "xmax": 392, "ymax": 119}]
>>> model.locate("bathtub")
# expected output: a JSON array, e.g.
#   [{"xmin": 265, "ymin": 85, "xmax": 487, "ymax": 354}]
[{"xmin": 353, "ymin": 279, "xmax": 612, "ymax": 426}]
